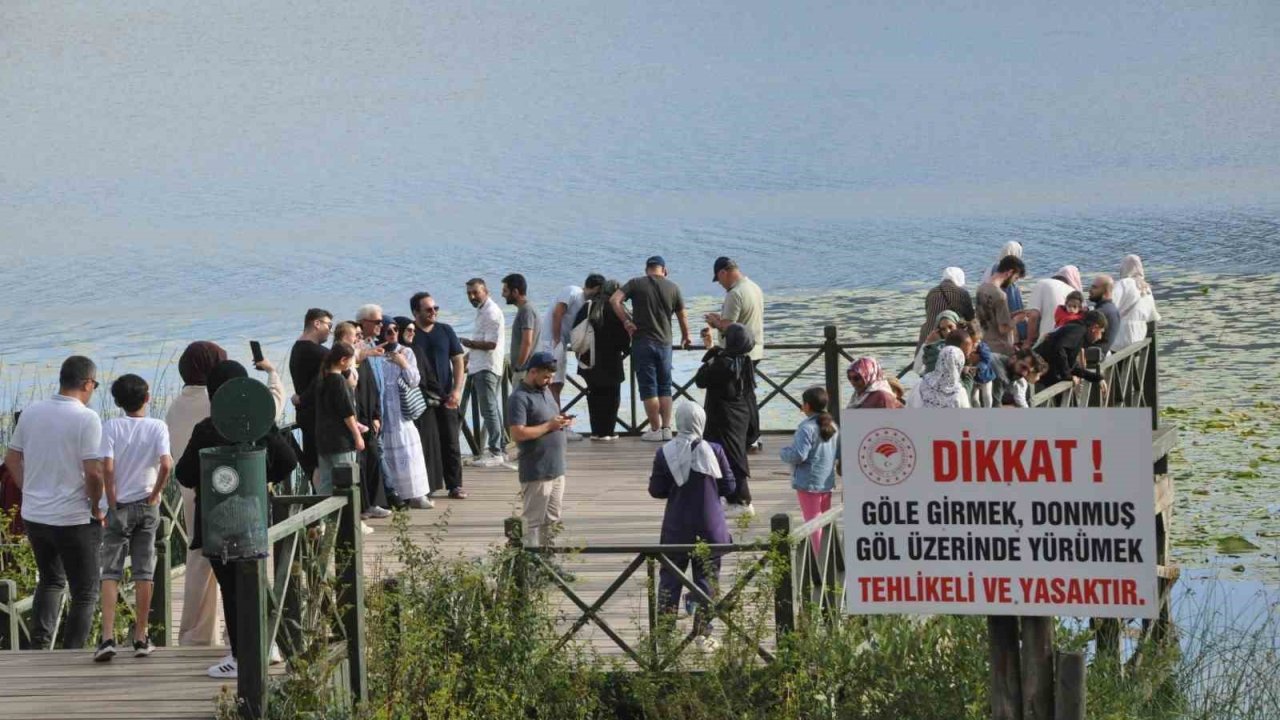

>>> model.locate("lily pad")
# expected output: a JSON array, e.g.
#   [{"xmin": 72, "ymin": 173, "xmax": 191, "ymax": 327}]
[{"xmin": 1215, "ymin": 535, "xmax": 1261, "ymax": 555}]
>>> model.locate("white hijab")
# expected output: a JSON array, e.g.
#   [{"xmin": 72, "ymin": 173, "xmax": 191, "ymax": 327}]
[
  {"xmin": 907, "ymin": 346, "xmax": 971, "ymax": 409},
  {"xmin": 981, "ymin": 241, "xmax": 1023, "ymax": 283},
  {"xmin": 661, "ymin": 402, "xmax": 722, "ymax": 487},
  {"xmin": 941, "ymin": 267, "xmax": 966, "ymax": 289}
]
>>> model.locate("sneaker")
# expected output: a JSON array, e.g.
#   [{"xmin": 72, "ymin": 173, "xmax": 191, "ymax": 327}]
[
  {"xmin": 748, "ymin": 440, "xmax": 764, "ymax": 455},
  {"xmin": 208, "ymin": 656, "xmax": 238, "ymax": 679},
  {"xmin": 361, "ymin": 522, "xmax": 375, "ymax": 535},
  {"xmin": 641, "ymin": 430, "xmax": 665, "ymax": 442},
  {"xmin": 695, "ymin": 635, "xmax": 720, "ymax": 652},
  {"xmin": 269, "ymin": 643, "xmax": 284, "ymax": 665},
  {"xmin": 726, "ymin": 503, "xmax": 756, "ymax": 518},
  {"xmin": 93, "ymin": 639, "xmax": 117, "ymax": 662},
  {"xmin": 362, "ymin": 506, "xmax": 392, "ymax": 519},
  {"xmin": 406, "ymin": 496, "xmax": 434, "ymax": 509},
  {"xmin": 427, "ymin": 488, "xmax": 447, "ymax": 498},
  {"xmin": 661, "ymin": 427, "xmax": 674, "ymax": 441},
  {"xmin": 133, "ymin": 637, "xmax": 155, "ymax": 657},
  {"xmin": 500, "ymin": 461, "xmax": 520, "ymax": 471},
  {"xmin": 448, "ymin": 488, "xmax": 469, "ymax": 500},
  {"xmin": 475, "ymin": 453, "xmax": 506, "ymax": 468},
  {"xmin": 589, "ymin": 434, "xmax": 619, "ymax": 442},
  {"xmin": 565, "ymin": 432, "xmax": 584, "ymax": 442}
]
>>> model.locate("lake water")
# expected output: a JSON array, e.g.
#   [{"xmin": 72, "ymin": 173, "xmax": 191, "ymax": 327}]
[{"xmin": 2, "ymin": 2, "xmax": 1278, "ymax": 588}]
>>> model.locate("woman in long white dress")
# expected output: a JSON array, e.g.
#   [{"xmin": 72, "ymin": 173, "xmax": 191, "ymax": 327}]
[
  {"xmin": 1112, "ymin": 254, "xmax": 1161, "ymax": 351},
  {"xmin": 379, "ymin": 321, "xmax": 433, "ymax": 509}
]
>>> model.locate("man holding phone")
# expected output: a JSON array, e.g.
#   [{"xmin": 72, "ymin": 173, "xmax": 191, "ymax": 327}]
[{"xmin": 506, "ymin": 351, "xmax": 572, "ymax": 548}]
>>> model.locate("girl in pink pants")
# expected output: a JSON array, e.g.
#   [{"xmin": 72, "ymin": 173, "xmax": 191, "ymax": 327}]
[{"xmin": 779, "ymin": 387, "xmax": 839, "ymax": 555}]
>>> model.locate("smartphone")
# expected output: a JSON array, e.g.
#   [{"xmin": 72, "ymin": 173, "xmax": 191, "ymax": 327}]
[{"xmin": 250, "ymin": 341, "xmax": 264, "ymax": 364}]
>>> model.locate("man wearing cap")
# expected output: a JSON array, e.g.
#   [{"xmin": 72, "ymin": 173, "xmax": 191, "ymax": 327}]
[
  {"xmin": 507, "ymin": 351, "xmax": 573, "ymax": 547},
  {"xmin": 704, "ymin": 257, "xmax": 765, "ymax": 447},
  {"xmin": 610, "ymin": 256, "xmax": 692, "ymax": 442}
]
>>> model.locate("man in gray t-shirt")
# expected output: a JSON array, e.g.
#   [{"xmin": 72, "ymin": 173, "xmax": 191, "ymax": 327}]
[
  {"xmin": 609, "ymin": 256, "xmax": 692, "ymax": 442},
  {"xmin": 506, "ymin": 351, "xmax": 571, "ymax": 547},
  {"xmin": 501, "ymin": 273, "xmax": 541, "ymax": 381}
]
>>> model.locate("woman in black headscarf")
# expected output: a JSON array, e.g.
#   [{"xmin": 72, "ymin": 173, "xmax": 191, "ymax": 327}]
[
  {"xmin": 174, "ymin": 360, "xmax": 297, "ymax": 679},
  {"xmin": 694, "ymin": 323, "xmax": 756, "ymax": 515},
  {"xmin": 577, "ymin": 277, "xmax": 630, "ymax": 439}
]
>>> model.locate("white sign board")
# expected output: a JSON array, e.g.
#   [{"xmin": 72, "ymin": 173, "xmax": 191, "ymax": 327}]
[{"xmin": 841, "ymin": 408, "xmax": 1157, "ymax": 618}]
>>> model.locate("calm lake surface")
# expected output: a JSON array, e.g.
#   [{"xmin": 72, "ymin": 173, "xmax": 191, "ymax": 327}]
[{"xmin": 2, "ymin": 1, "xmax": 1278, "ymax": 591}]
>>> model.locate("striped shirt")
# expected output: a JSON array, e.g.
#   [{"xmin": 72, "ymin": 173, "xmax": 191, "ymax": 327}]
[{"xmin": 917, "ymin": 280, "xmax": 975, "ymax": 345}]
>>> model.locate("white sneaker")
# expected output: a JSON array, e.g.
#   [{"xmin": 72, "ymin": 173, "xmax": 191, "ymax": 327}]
[
  {"xmin": 269, "ymin": 643, "xmax": 284, "ymax": 665},
  {"xmin": 641, "ymin": 430, "xmax": 665, "ymax": 442},
  {"xmin": 565, "ymin": 432, "xmax": 584, "ymax": 442},
  {"xmin": 361, "ymin": 506, "xmax": 392, "ymax": 519},
  {"xmin": 361, "ymin": 522, "xmax": 375, "ymax": 535},
  {"xmin": 726, "ymin": 503, "xmax": 756, "ymax": 518},
  {"xmin": 661, "ymin": 427, "xmax": 673, "ymax": 441},
  {"xmin": 695, "ymin": 635, "xmax": 719, "ymax": 652},
  {"xmin": 208, "ymin": 656, "xmax": 238, "ymax": 679},
  {"xmin": 500, "ymin": 461, "xmax": 519, "ymax": 471},
  {"xmin": 476, "ymin": 453, "xmax": 506, "ymax": 468}
]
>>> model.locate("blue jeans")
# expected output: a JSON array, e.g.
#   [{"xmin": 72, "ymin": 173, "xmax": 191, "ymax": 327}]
[
  {"xmin": 471, "ymin": 370, "xmax": 505, "ymax": 454},
  {"xmin": 632, "ymin": 337, "xmax": 673, "ymax": 401},
  {"xmin": 26, "ymin": 520, "xmax": 102, "ymax": 649}
]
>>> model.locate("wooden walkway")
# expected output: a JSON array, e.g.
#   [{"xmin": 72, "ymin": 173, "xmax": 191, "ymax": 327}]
[{"xmin": 0, "ymin": 437, "xmax": 810, "ymax": 720}]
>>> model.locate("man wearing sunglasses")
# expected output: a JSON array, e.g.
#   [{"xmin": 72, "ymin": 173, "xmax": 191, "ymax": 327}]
[
  {"xmin": 3, "ymin": 355, "xmax": 105, "ymax": 649},
  {"xmin": 410, "ymin": 292, "xmax": 469, "ymax": 500}
]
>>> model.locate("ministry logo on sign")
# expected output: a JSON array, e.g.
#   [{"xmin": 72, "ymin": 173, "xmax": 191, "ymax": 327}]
[{"xmin": 858, "ymin": 428, "xmax": 916, "ymax": 486}]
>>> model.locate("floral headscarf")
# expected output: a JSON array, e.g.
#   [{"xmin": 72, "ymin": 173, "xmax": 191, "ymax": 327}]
[
  {"xmin": 909, "ymin": 346, "xmax": 970, "ymax": 409},
  {"xmin": 847, "ymin": 357, "xmax": 893, "ymax": 408}
]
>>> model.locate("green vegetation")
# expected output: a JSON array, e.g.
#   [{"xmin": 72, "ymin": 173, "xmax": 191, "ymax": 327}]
[{"xmin": 217, "ymin": 517, "xmax": 1279, "ymax": 720}]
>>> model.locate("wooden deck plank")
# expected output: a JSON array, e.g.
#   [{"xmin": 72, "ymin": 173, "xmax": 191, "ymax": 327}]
[{"xmin": 0, "ymin": 438, "xmax": 807, "ymax": 718}]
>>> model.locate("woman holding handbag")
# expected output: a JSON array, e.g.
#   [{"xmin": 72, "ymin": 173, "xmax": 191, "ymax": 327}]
[{"xmin": 379, "ymin": 320, "xmax": 433, "ymax": 509}]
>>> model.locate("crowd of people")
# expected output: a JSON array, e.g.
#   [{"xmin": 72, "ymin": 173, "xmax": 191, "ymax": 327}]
[{"xmin": 0, "ymin": 248, "xmax": 1159, "ymax": 660}]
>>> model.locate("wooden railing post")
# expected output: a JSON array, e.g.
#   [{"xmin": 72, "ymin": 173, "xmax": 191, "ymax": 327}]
[
  {"xmin": 150, "ymin": 517, "xmax": 172, "ymax": 647},
  {"xmin": 1021, "ymin": 617, "xmax": 1054, "ymax": 720},
  {"xmin": 1053, "ymin": 651, "xmax": 1086, "ymax": 720},
  {"xmin": 333, "ymin": 464, "xmax": 368, "ymax": 706},
  {"xmin": 236, "ymin": 558, "xmax": 269, "ymax": 720},
  {"xmin": 771, "ymin": 514, "xmax": 794, "ymax": 636},
  {"xmin": 505, "ymin": 518, "xmax": 527, "ymax": 598},
  {"xmin": 822, "ymin": 325, "xmax": 841, "ymax": 412},
  {"xmin": 1144, "ymin": 322, "xmax": 1166, "ymax": 476},
  {"xmin": 270, "ymin": 500, "xmax": 302, "ymax": 660},
  {"xmin": 988, "ymin": 616, "xmax": 1022, "ymax": 720},
  {"xmin": 0, "ymin": 579, "xmax": 17, "ymax": 651}
]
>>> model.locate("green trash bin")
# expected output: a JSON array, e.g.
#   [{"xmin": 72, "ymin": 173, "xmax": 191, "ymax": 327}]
[
  {"xmin": 200, "ymin": 376, "xmax": 278, "ymax": 561},
  {"xmin": 200, "ymin": 446, "xmax": 270, "ymax": 561}
]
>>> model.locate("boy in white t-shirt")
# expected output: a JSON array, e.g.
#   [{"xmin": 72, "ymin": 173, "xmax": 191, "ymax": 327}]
[{"xmin": 94, "ymin": 374, "xmax": 172, "ymax": 662}]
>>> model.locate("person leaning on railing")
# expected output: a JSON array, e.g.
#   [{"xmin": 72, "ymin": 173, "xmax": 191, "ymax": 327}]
[{"xmin": 174, "ymin": 360, "xmax": 298, "ymax": 680}]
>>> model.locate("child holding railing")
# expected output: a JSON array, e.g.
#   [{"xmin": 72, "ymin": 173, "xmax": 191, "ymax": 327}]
[{"xmin": 780, "ymin": 387, "xmax": 839, "ymax": 555}]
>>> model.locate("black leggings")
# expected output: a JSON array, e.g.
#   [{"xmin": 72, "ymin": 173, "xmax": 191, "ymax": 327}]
[{"xmin": 209, "ymin": 557, "xmax": 238, "ymax": 657}]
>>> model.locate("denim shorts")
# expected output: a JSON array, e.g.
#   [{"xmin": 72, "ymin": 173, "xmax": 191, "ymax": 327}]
[
  {"xmin": 100, "ymin": 501, "xmax": 160, "ymax": 582},
  {"xmin": 317, "ymin": 451, "xmax": 358, "ymax": 495},
  {"xmin": 631, "ymin": 337, "xmax": 673, "ymax": 401}
]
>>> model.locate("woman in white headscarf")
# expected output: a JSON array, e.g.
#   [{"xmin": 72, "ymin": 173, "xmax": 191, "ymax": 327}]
[
  {"xmin": 648, "ymin": 402, "xmax": 735, "ymax": 644},
  {"xmin": 907, "ymin": 346, "xmax": 972, "ymax": 409},
  {"xmin": 1112, "ymin": 254, "xmax": 1161, "ymax": 350}
]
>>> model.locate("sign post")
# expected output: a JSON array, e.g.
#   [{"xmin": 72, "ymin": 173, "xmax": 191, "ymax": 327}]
[{"xmin": 841, "ymin": 408, "xmax": 1157, "ymax": 619}]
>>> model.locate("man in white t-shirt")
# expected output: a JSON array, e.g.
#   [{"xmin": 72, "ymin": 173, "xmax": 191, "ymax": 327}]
[
  {"xmin": 3, "ymin": 356, "xmax": 104, "ymax": 650},
  {"xmin": 543, "ymin": 284, "xmax": 585, "ymax": 407},
  {"xmin": 1025, "ymin": 266, "xmax": 1081, "ymax": 347},
  {"xmin": 94, "ymin": 374, "xmax": 172, "ymax": 661},
  {"xmin": 461, "ymin": 278, "xmax": 508, "ymax": 465}
]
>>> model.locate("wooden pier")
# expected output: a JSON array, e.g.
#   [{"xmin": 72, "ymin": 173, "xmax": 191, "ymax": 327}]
[{"xmin": 0, "ymin": 438, "xmax": 805, "ymax": 720}]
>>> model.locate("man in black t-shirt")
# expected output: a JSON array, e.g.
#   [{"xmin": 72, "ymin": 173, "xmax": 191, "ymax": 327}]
[
  {"xmin": 410, "ymin": 292, "xmax": 469, "ymax": 500},
  {"xmin": 288, "ymin": 308, "xmax": 332, "ymax": 478}
]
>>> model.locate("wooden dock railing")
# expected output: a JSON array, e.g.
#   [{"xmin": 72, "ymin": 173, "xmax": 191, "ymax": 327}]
[{"xmin": 461, "ymin": 325, "xmax": 916, "ymax": 453}]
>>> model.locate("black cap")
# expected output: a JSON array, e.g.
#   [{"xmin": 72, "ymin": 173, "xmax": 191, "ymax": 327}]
[
  {"xmin": 524, "ymin": 350, "xmax": 558, "ymax": 370},
  {"xmin": 712, "ymin": 256, "xmax": 738, "ymax": 281},
  {"xmin": 646, "ymin": 255, "xmax": 666, "ymax": 269}
]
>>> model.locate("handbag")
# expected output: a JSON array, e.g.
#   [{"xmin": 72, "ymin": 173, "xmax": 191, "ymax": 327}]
[{"xmin": 398, "ymin": 376, "xmax": 428, "ymax": 421}]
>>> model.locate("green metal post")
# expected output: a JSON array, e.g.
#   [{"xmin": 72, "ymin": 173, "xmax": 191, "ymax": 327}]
[{"xmin": 236, "ymin": 559, "xmax": 269, "ymax": 720}]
